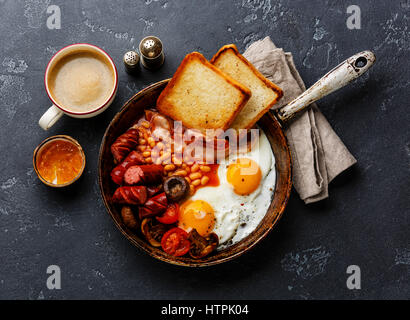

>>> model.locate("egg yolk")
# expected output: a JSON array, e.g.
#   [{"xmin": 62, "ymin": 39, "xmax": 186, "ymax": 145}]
[
  {"xmin": 227, "ymin": 158, "xmax": 262, "ymax": 195},
  {"xmin": 178, "ymin": 200, "xmax": 215, "ymax": 237}
]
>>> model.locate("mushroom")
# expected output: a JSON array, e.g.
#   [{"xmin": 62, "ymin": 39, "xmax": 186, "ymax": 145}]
[
  {"xmin": 163, "ymin": 175, "xmax": 189, "ymax": 202},
  {"xmin": 141, "ymin": 218, "xmax": 170, "ymax": 247},
  {"xmin": 188, "ymin": 229, "xmax": 219, "ymax": 259},
  {"xmin": 121, "ymin": 206, "xmax": 138, "ymax": 229}
]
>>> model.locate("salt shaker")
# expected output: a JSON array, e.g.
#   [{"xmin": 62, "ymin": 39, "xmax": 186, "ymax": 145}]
[{"xmin": 139, "ymin": 36, "xmax": 165, "ymax": 70}]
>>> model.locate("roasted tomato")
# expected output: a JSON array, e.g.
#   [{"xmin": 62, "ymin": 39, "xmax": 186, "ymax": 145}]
[
  {"xmin": 156, "ymin": 203, "xmax": 179, "ymax": 224},
  {"xmin": 188, "ymin": 229, "xmax": 219, "ymax": 259},
  {"xmin": 141, "ymin": 218, "xmax": 170, "ymax": 247},
  {"xmin": 161, "ymin": 227, "xmax": 190, "ymax": 257}
]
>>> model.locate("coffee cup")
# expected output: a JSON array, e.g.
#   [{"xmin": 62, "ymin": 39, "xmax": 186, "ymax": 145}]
[{"xmin": 39, "ymin": 43, "xmax": 118, "ymax": 130}]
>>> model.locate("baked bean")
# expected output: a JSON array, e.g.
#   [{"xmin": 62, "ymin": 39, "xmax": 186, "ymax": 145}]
[
  {"xmin": 189, "ymin": 172, "xmax": 202, "ymax": 180},
  {"xmin": 174, "ymin": 170, "xmax": 187, "ymax": 176},
  {"xmin": 164, "ymin": 164, "xmax": 176, "ymax": 172},
  {"xmin": 200, "ymin": 165, "xmax": 211, "ymax": 172},
  {"xmin": 190, "ymin": 185, "xmax": 195, "ymax": 195},
  {"xmin": 138, "ymin": 145, "xmax": 146, "ymax": 152},
  {"xmin": 147, "ymin": 137, "xmax": 156, "ymax": 148},
  {"xmin": 142, "ymin": 151, "xmax": 151, "ymax": 158},
  {"xmin": 159, "ymin": 152, "xmax": 171, "ymax": 163},
  {"xmin": 192, "ymin": 179, "xmax": 201, "ymax": 186},
  {"xmin": 161, "ymin": 151, "xmax": 171, "ymax": 158},
  {"xmin": 145, "ymin": 157, "xmax": 152, "ymax": 163},
  {"xmin": 172, "ymin": 156, "xmax": 182, "ymax": 166},
  {"xmin": 185, "ymin": 177, "xmax": 191, "ymax": 184},
  {"xmin": 201, "ymin": 176, "xmax": 209, "ymax": 185},
  {"xmin": 191, "ymin": 164, "xmax": 199, "ymax": 172},
  {"xmin": 141, "ymin": 121, "xmax": 150, "ymax": 128}
]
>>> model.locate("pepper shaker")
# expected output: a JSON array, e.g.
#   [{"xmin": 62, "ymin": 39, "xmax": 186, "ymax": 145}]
[
  {"xmin": 139, "ymin": 36, "xmax": 165, "ymax": 70},
  {"xmin": 123, "ymin": 50, "xmax": 140, "ymax": 74}
]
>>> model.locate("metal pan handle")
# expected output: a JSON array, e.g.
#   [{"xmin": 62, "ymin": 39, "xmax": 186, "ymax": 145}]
[{"xmin": 276, "ymin": 50, "xmax": 376, "ymax": 122}]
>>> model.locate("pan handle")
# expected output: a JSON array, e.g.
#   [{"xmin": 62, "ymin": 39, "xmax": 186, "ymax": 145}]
[{"xmin": 276, "ymin": 50, "xmax": 376, "ymax": 122}]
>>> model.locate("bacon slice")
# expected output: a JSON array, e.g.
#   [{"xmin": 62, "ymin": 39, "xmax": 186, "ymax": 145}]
[
  {"xmin": 145, "ymin": 110, "xmax": 172, "ymax": 131},
  {"xmin": 139, "ymin": 192, "xmax": 168, "ymax": 219},
  {"xmin": 111, "ymin": 129, "xmax": 140, "ymax": 163},
  {"xmin": 110, "ymin": 151, "xmax": 145, "ymax": 185},
  {"xmin": 112, "ymin": 186, "xmax": 147, "ymax": 205},
  {"xmin": 123, "ymin": 164, "xmax": 163, "ymax": 186}
]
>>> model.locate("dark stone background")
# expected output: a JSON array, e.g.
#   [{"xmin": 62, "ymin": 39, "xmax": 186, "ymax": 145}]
[{"xmin": 0, "ymin": 0, "xmax": 408, "ymax": 300}]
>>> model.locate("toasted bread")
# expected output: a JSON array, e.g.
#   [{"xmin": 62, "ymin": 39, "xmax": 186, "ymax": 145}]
[
  {"xmin": 210, "ymin": 44, "xmax": 283, "ymax": 130},
  {"xmin": 157, "ymin": 52, "xmax": 251, "ymax": 134}
]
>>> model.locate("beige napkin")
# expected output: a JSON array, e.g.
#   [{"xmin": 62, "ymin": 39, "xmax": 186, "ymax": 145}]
[{"xmin": 243, "ymin": 37, "xmax": 357, "ymax": 203}]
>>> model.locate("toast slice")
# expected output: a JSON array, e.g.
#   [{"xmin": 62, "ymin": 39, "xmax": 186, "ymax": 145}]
[
  {"xmin": 210, "ymin": 44, "xmax": 283, "ymax": 130},
  {"xmin": 157, "ymin": 52, "xmax": 251, "ymax": 134}
]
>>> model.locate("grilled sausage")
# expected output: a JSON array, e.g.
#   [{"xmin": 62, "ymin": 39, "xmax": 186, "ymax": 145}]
[
  {"xmin": 139, "ymin": 192, "xmax": 167, "ymax": 219},
  {"xmin": 111, "ymin": 151, "xmax": 145, "ymax": 185},
  {"xmin": 123, "ymin": 164, "xmax": 163, "ymax": 186},
  {"xmin": 112, "ymin": 186, "xmax": 147, "ymax": 205},
  {"xmin": 147, "ymin": 185, "xmax": 163, "ymax": 197},
  {"xmin": 111, "ymin": 129, "xmax": 140, "ymax": 163}
]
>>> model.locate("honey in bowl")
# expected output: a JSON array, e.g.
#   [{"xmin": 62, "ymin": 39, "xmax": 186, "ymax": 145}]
[{"xmin": 34, "ymin": 136, "xmax": 85, "ymax": 186}]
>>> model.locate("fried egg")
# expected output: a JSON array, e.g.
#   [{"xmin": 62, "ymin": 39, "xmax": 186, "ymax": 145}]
[
  {"xmin": 179, "ymin": 200, "xmax": 216, "ymax": 237},
  {"xmin": 178, "ymin": 129, "xmax": 276, "ymax": 247}
]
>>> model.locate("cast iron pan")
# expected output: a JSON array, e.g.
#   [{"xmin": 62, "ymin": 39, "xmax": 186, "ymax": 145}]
[{"xmin": 98, "ymin": 51, "xmax": 375, "ymax": 266}]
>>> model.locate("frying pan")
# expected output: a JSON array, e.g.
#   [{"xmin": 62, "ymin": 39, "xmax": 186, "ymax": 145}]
[{"xmin": 98, "ymin": 51, "xmax": 375, "ymax": 267}]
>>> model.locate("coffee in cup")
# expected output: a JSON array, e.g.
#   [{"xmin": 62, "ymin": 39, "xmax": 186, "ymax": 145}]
[{"xmin": 39, "ymin": 44, "xmax": 118, "ymax": 130}]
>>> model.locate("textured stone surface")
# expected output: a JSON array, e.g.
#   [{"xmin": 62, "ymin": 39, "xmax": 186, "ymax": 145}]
[{"xmin": 0, "ymin": 0, "xmax": 408, "ymax": 299}]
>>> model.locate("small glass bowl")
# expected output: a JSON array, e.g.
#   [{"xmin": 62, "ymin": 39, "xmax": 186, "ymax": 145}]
[{"xmin": 33, "ymin": 135, "xmax": 86, "ymax": 188}]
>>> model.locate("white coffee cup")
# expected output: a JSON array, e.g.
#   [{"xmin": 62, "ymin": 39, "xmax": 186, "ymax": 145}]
[{"xmin": 39, "ymin": 43, "xmax": 118, "ymax": 130}]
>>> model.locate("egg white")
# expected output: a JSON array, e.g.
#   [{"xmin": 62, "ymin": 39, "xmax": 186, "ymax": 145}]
[{"xmin": 189, "ymin": 129, "xmax": 276, "ymax": 247}]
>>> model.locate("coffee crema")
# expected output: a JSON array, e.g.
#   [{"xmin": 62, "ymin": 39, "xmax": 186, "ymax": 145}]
[{"xmin": 48, "ymin": 50, "xmax": 115, "ymax": 113}]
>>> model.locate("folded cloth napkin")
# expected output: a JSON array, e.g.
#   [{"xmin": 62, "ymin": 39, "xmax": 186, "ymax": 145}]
[{"xmin": 243, "ymin": 36, "xmax": 357, "ymax": 203}]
